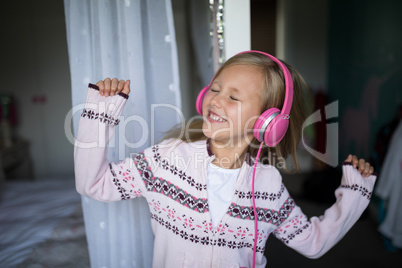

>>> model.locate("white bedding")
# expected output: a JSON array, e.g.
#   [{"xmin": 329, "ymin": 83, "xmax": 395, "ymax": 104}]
[{"xmin": 0, "ymin": 178, "xmax": 83, "ymax": 267}]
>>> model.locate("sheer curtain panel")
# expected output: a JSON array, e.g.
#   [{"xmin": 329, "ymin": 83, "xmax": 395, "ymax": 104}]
[{"xmin": 64, "ymin": 0, "xmax": 181, "ymax": 267}]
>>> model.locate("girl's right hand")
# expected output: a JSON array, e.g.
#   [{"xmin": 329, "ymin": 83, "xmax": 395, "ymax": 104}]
[{"xmin": 96, "ymin": 77, "xmax": 130, "ymax": 97}]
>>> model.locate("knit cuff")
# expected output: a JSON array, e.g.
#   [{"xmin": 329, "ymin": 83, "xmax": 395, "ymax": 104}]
[
  {"xmin": 339, "ymin": 162, "xmax": 377, "ymax": 200},
  {"xmin": 88, "ymin": 83, "xmax": 129, "ymax": 100},
  {"xmin": 81, "ymin": 83, "xmax": 128, "ymax": 126}
]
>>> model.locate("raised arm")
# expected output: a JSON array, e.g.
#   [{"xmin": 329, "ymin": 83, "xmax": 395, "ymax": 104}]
[
  {"xmin": 274, "ymin": 155, "xmax": 376, "ymax": 258},
  {"xmin": 74, "ymin": 79, "xmax": 145, "ymax": 202}
]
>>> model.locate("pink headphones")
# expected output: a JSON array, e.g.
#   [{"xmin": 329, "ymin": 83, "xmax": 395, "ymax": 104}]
[{"xmin": 196, "ymin": 50, "xmax": 294, "ymax": 147}]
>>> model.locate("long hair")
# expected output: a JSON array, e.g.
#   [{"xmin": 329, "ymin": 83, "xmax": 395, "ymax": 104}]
[{"xmin": 162, "ymin": 52, "xmax": 313, "ymax": 171}]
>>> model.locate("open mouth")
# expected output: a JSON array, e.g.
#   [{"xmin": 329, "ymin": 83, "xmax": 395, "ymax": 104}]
[{"xmin": 208, "ymin": 111, "xmax": 226, "ymax": 122}]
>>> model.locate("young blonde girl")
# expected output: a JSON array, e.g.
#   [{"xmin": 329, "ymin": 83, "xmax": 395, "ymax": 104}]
[{"xmin": 74, "ymin": 51, "xmax": 376, "ymax": 267}]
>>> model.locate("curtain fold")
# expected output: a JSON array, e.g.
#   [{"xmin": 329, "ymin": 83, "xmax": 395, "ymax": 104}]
[{"xmin": 64, "ymin": 0, "xmax": 181, "ymax": 267}]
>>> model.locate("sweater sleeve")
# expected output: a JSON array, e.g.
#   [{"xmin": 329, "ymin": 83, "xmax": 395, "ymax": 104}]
[
  {"xmin": 74, "ymin": 84, "xmax": 146, "ymax": 202},
  {"xmin": 273, "ymin": 162, "xmax": 377, "ymax": 258}
]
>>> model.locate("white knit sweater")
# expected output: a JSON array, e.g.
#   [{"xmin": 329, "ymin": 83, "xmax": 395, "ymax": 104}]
[{"xmin": 74, "ymin": 84, "xmax": 377, "ymax": 268}]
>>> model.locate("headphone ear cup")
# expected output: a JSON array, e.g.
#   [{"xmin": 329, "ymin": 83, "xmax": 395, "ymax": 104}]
[
  {"xmin": 253, "ymin": 108, "xmax": 289, "ymax": 147},
  {"xmin": 264, "ymin": 115, "xmax": 289, "ymax": 147},
  {"xmin": 196, "ymin": 86, "xmax": 209, "ymax": 115}
]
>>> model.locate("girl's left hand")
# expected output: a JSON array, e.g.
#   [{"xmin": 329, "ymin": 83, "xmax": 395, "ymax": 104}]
[{"xmin": 345, "ymin": 154, "xmax": 375, "ymax": 178}]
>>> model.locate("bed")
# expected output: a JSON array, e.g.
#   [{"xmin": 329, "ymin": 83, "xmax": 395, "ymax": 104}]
[{"xmin": 0, "ymin": 178, "xmax": 90, "ymax": 267}]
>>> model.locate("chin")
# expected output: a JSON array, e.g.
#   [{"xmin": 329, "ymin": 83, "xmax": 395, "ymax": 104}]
[
  {"xmin": 201, "ymin": 128, "xmax": 211, "ymax": 139},
  {"xmin": 201, "ymin": 120, "xmax": 212, "ymax": 137}
]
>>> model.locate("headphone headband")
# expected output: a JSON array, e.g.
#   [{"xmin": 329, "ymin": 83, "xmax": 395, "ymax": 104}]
[{"xmin": 238, "ymin": 50, "xmax": 293, "ymax": 116}]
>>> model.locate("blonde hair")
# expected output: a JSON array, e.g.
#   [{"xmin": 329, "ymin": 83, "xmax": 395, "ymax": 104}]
[{"xmin": 162, "ymin": 52, "xmax": 313, "ymax": 172}]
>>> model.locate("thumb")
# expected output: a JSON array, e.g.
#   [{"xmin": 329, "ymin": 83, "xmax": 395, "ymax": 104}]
[
  {"xmin": 122, "ymin": 80, "xmax": 130, "ymax": 95},
  {"xmin": 345, "ymin": 154, "xmax": 352, "ymax": 162}
]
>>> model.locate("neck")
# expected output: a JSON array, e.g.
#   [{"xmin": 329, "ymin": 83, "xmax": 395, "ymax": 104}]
[{"xmin": 209, "ymin": 139, "xmax": 249, "ymax": 169}]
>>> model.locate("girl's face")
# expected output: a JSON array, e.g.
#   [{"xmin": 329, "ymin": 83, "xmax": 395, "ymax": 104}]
[{"xmin": 202, "ymin": 64, "xmax": 264, "ymax": 146}]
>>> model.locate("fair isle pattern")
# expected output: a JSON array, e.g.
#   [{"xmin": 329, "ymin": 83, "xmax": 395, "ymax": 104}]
[
  {"xmin": 116, "ymin": 163, "xmax": 143, "ymax": 198},
  {"xmin": 132, "ymin": 152, "xmax": 209, "ymax": 213},
  {"xmin": 150, "ymin": 213, "xmax": 266, "ymax": 253},
  {"xmin": 109, "ymin": 164, "xmax": 131, "ymax": 200},
  {"xmin": 235, "ymin": 184, "xmax": 285, "ymax": 201},
  {"xmin": 275, "ymin": 222, "xmax": 311, "ymax": 244},
  {"xmin": 81, "ymin": 109, "xmax": 120, "ymax": 125},
  {"xmin": 227, "ymin": 197, "xmax": 295, "ymax": 226},
  {"xmin": 340, "ymin": 184, "xmax": 372, "ymax": 200},
  {"xmin": 149, "ymin": 200, "xmax": 270, "ymax": 242},
  {"xmin": 152, "ymin": 144, "xmax": 207, "ymax": 191}
]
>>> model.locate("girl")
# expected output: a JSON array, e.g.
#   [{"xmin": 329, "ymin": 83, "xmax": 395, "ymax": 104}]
[{"xmin": 74, "ymin": 51, "xmax": 376, "ymax": 268}]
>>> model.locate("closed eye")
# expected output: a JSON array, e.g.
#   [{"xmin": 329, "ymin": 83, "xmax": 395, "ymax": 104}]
[{"xmin": 210, "ymin": 87, "xmax": 238, "ymax": 101}]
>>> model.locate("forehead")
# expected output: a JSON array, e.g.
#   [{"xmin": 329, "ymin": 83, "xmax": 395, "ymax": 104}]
[{"xmin": 213, "ymin": 64, "xmax": 264, "ymax": 94}]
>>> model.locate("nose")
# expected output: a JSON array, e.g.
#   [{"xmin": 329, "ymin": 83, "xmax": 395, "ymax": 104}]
[{"xmin": 210, "ymin": 92, "xmax": 223, "ymax": 108}]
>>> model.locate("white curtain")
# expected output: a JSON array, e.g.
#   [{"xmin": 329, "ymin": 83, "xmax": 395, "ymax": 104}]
[{"xmin": 64, "ymin": 0, "xmax": 181, "ymax": 267}]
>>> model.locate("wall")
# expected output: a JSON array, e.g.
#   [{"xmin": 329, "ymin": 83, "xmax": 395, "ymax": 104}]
[
  {"xmin": 225, "ymin": 0, "xmax": 251, "ymax": 59},
  {"xmin": 328, "ymin": 0, "xmax": 402, "ymax": 161},
  {"xmin": 279, "ymin": 0, "xmax": 329, "ymax": 91},
  {"xmin": 0, "ymin": 0, "xmax": 73, "ymax": 179},
  {"xmin": 275, "ymin": 0, "xmax": 332, "ymax": 170},
  {"xmin": 279, "ymin": 0, "xmax": 402, "ymax": 164},
  {"xmin": 251, "ymin": 0, "xmax": 277, "ymax": 54}
]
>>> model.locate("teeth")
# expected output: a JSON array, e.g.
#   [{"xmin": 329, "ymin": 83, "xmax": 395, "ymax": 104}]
[{"xmin": 209, "ymin": 113, "xmax": 225, "ymax": 122}]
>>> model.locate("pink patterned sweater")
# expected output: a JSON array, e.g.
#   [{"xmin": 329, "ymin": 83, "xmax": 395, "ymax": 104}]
[{"xmin": 74, "ymin": 85, "xmax": 377, "ymax": 268}]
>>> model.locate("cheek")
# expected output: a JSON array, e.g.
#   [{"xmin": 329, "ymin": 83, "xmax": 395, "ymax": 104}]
[
  {"xmin": 202, "ymin": 93, "xmax": 211, "ymax": 115},
  {"xmin": 242, "ymin": 108, "xmax": 261, "ymax": 129}
]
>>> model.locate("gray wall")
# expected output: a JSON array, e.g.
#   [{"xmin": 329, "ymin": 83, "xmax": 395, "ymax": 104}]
[
  {"xmin": 0, "ymin": 0, "xmax": 73, "ymax": 180},
  {"xmin": 281, "ymin": 0, "xmax": 329, "ymax": 92}
]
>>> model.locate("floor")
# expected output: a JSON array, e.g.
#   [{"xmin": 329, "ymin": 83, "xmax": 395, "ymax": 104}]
[{"xmin": 264, "ymin": 170, "xmax": 402, "ymax": 268}]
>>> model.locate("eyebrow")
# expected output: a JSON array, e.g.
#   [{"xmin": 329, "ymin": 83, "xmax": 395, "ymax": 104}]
[{"xmin": 229, "ymin": 87, "xmax": 240, "ymax": 93}]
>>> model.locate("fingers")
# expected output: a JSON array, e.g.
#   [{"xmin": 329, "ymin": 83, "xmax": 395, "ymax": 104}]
[
  {"xmin": 117, "ymin": 80, "xmax": 125, "ymax": 94},
  {"xmin": 122, "ymin": 80, "xmax": 130, "ymax": 95},
  {"xmin": 352, "ymin": 155, "xmax": 359, "ymax": 169},
  {"xmin": 96, "ymin": 78, "xmax": 130, "ymax": 97},
  {"xmin": 362, "ymin": 162, "xmax": 373, "ymax": 177},
  {"xmin": 96, "ymin": 80, "xmax": 105, "ymax": 96},
  {"xmin": 104, "ymin": 77, "xmax": 111, "ymax": 96},
  {"xmin": 347, "ymin": 154, "xmax": 375, "ymax": 178},
  {"xmin": 110, "ymin": 78, "xmax": 118, "ymax": 96},
  {"xmin": 358, "ymin": 158, "xmax": 366, "ymax": 173},
  {"xmin": 369, "ymin": 166, "xmax": 374, "ymax": 176}
]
